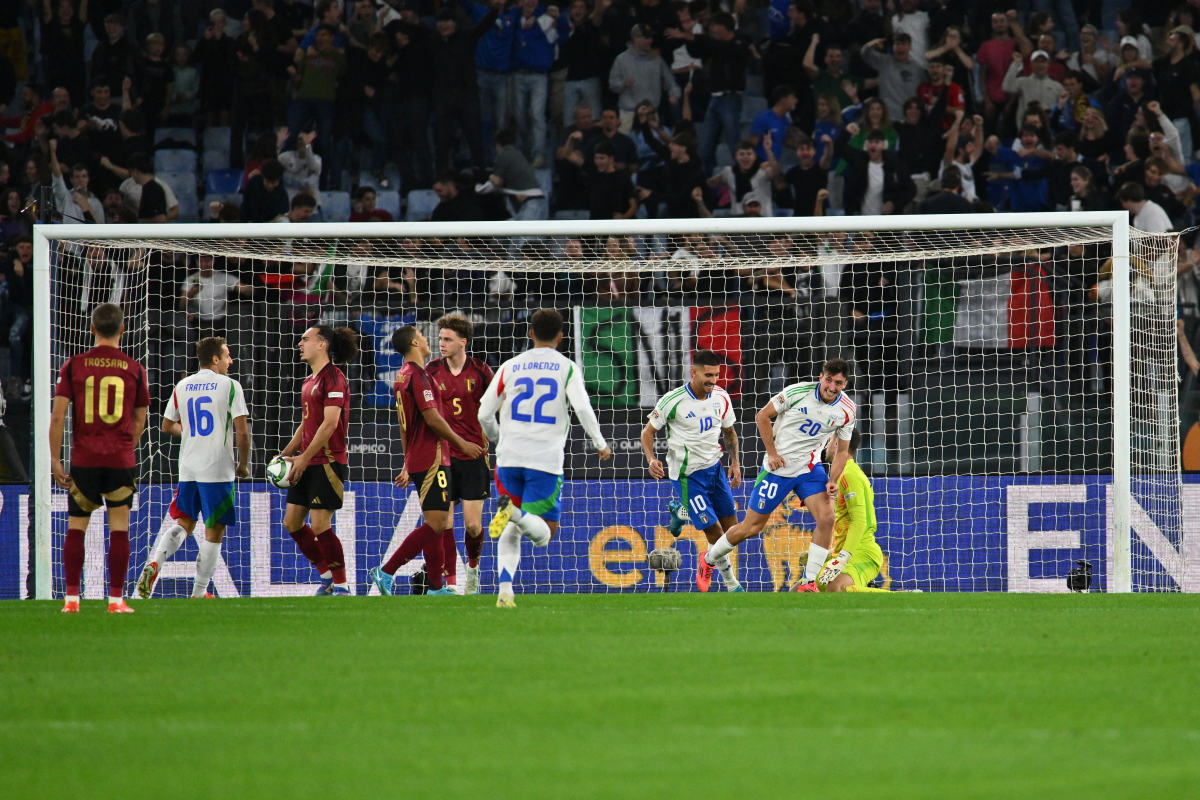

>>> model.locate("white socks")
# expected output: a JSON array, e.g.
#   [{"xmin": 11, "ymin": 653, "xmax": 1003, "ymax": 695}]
[
  {"xmin": 715, "ymin": 555, "xmax": 741, "ymax": 590},
  {"xmin": 150, "ymin": 524, "xmax": 187, "ymax": 565},
  {"xmin": 705, "ymin": 534, "xmax": 735, "ymax": 566},
  {"xmin": 497, "ymin": 522, "xmax": 521, "ymax": 595},
  {"xmin": 193, "ymin": 540, "xmax": 221, "ymax": 598},
  {"xmin": 516, "ymin": 513, "xmax": 551, "ymax": 547},
  {"xmin": 805, "ymin": 544, "xmax": 830, "ymax": 582}
]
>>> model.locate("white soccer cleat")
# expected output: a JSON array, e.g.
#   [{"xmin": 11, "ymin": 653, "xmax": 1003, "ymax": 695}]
[{"xmin": 465, "ymin": 565, "xmax": 480, "ymax": 595}]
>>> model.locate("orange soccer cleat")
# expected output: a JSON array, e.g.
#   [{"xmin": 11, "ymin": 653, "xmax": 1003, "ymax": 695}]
[
  {"xmin": 696, "ymin": 550, "xmax": 714, "ymax": 593},
  {"xmin": 793, "ymin": 581, "xmax": 820, "ymax": 593},
  {"xmin": 61, "ymin": 599, "xmax": 80, "ymax": 614},
  {"xmin": 107, "ymin": 599, "xmax": 136, "ymax": 614}
]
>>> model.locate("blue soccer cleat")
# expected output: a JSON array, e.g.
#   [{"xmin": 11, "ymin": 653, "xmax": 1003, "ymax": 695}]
[
  {"xmin": 729, "ymin": 584, "xmax": 747, "ymax": 593},
  {"xmin": 314, "ymin": 577, "xmax": 333, "ymax": 596},
  {"xmin": 427, "ymin": 585, "xmax": 456, "ymax": 596},
  {"xmin": 667, "ymin": 500, "xmax": 686, "ymax": 536},
  {"xmin": 331, "ymin": 585, "xmax": 351, "ymax": 596},
  {"xmin": 369, "ymin": 566, "xmax": 395, "ymax": 596}
]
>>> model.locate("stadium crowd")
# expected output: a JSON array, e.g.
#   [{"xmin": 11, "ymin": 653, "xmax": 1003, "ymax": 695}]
[{"xmin": 1, "ymin": 0, "xmax": 1199, "ymax": 471}]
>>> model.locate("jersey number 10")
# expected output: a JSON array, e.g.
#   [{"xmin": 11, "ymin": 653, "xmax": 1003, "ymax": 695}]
[{"xmin": 83, "ymin": 375, "xmax": 124, "ymax": 424}]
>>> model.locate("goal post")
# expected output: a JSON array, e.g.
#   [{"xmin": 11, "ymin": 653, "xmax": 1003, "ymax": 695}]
[{"xmin": 28, "ymin": 211, "xmax": 1183, "ymax": 597}]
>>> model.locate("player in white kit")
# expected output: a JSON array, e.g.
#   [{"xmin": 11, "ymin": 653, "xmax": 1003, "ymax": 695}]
[
  {"xmin": 136, "ymin": 337, "xmax": 250, "ymax": 599},
  {"xmin": 478, "ymin": 309, "xmax": 611, "ymax": 607},
  {"xmin": 698, "ymin": 358, "xmax": 856, "ymax": 593},
  {"xmin": 641, "ymin": 349, "xmax": 744, "ymax": 592}
]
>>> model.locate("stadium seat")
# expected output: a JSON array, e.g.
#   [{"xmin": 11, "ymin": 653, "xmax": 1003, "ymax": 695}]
[
  {"xmin": 161, "ymin": 171, "xmax": 199, "ymax": 221},
  {"xmin": 155, "ymin": 148, "xmax": 197, "ymax": 175},
  {"xmin": 202, "ymin": 126, "xmax": 231, "ymax": 154},
  {"xmin": 205, "ymin": 168, "xmax": 243, "ymax": 196},
  {"xmin": 405, "ymin": 189, "xmax": 439, "ymax": 221},
  {"xmin": 740, "ymin": 96, "xmax": 767, "ymax": 124},
  {"xmin": 154, "ymin": 127, "xmax": 196, "ymax": 147},
  {"xmin": 774, "ymin": 207, "xmax": 794, "ymax": 217},
  {"xmin": 535, "ymin": 167, "xmax": 552, "ymax": 199},
  {"xmin": 553, "ymin": 210, "xmax": 589, "ymax": 220},
  {"xmin": 375, "ymin": 189, "xmax": 401, "ymax": 220},
  {"xmin": 202, "ymin": 146, "xmax": 231, "ymax": 172},
  {"xmin": 321, "ymin": 190, "xmax": 351, "ymax": 222}
]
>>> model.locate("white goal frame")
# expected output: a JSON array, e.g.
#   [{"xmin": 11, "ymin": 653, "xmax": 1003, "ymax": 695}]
[{"xmin": 31, "ymin": 211, "xmax": 1137, "ymax": 596}]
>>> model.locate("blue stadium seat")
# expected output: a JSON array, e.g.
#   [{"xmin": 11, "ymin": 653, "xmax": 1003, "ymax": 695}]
[
  {"xmin": 154, "ymin": 127, "xmax": 197, "ymax": 146},
  {"xmin": 202, "ymin": 146, "xmax": 231, "ymax": 172},
  {"xmin": 205, "ymin": 168, "xmax": 243, "ymax": 196},
  {"xmin": 155, "ymin": 148, "xmax": 197, "ymax": 175},
  {"xmin": 774, "ymin": 207, "xmax": 794, "ymax": 217},
  {"xmin": 405, "ymin": 189, "xmax": 439, "ymax": 221},
  {"xmin": 375, "ymin": 189, "xmax": 401, "ymax": 220},
  {"xmin": 321, "ymin": 191, "xmax": 351, "ymax": 222},
  {"xmin": 553, "ymin": 210, "xmax": 589, "ymax": 220},
  {"xmin": 160, "ymin": 171, "xmax": 198, "ymax": 221},
  {"xmin": 740, "ymin": 96, "xmax": 767, "ymax": 124},
  {"xmin": 202, "ymin": 126, "xmax": 231, "ymax": 154}
]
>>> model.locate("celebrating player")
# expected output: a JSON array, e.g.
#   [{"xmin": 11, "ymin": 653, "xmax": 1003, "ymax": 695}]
[
  {"xmin": 698, "ymin": 358, "xmax": 856, "ymax": 593},
  {"xmin": 479, "ymin": 309, "xmax": 611, "ymax": 608},
  {"xmin": 641, "ymin": 350, "xmax": 744, "ymax": 592},
  {"xmin": 278, "ymin": 325, "xmax": 357, "ymax": 595},
  {"xmin": 49, "ymin": 303, "xmax": 150, "ymax": 613},
  {"xmin": 368, "ymin": 325, "xmax": 484, "ymax": 596},
  {"xmin": 426, "ymin": 314, "xmax": 494, "ymax": 594},
  {"xmin": 814, "ymin": 429, "xmax": 887, "ymax": 592},
  {"xmin": 136, "ymin": 337, "xmax": 251, "ymax": 599}
]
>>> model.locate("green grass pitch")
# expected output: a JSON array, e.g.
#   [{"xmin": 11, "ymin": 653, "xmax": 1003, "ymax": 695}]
[{"xmin": 3, "ymin": 593, "xmax": 1198, "ymax": 798}]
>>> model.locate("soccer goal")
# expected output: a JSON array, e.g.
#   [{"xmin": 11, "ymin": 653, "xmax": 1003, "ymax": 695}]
[{"xmin": 25, "ymin": 212, "xmax": 1188, "ymax": 598}]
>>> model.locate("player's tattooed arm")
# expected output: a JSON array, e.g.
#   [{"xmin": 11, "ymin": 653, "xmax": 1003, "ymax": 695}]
[{"xmin": 722, "ymin": 425, "xmax": 741, "ymax": 488}]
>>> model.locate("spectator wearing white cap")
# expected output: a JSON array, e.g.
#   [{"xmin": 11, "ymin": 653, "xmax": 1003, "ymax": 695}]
[{"xmin": 1002, "ymin": 48, "xmax": 1062, "ymax": 128}]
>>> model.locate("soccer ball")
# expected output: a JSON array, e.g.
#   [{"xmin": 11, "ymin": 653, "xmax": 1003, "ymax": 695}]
[{"xmin": 266, "ymin": 456, "xmax": 292, "ymax": 489}]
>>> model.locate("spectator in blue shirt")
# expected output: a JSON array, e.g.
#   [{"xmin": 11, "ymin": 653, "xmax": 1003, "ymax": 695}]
[
  {"xmin": 512, "ymin": 0, "xmax": 569, "ymax": 167},
  {"xmin": 459, "ymin": 0, "xmax": 516, "ymax": 166},
  {"xmin": 750, "ymin": 85, "xmax": 796, "ymax": 163}
]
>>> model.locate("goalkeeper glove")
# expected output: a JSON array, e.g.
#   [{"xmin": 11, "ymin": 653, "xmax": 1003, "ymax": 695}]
[{"xmin": 817, "ymin": 550, "xmax": 851, "ymax": 586}]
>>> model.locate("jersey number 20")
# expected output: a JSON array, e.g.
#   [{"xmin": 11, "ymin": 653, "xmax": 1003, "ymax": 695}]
[{"xmin": 511, "ymin": 377, "xmax": 558, "ymax": 424}]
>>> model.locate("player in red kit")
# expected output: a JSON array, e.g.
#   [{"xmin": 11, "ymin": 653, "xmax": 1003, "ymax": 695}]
[
  {"xmin": 425, "ymin": 314, "xmax": 494, "ymax": 594},
  {"xmin": 277, "ymin": 325, "xmax": 358, "ymax": 595},
  {"xmin": 49, "ymin": 303, "xmax": 150, "ymax": 613},
  {"xmin": 369, "ymin": 326, "xmax": 483, "ymax": 596}
]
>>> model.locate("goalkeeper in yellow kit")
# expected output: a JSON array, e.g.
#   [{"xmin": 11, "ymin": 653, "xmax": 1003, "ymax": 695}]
[{"xmin": 812, "ymin": 430, "xmax": 887, "ymax": 592}]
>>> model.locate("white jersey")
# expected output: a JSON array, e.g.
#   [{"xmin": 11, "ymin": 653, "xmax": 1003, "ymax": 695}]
[
  {"xmin": 478, "ymin": 347, "xmax": 607, "ymax": 475},
  {"xmin": 766, "ymin": 381, "xmax": 856, "ymax": 478},
  {"xmin": 648, "ymin": 384, "xmax": 735, "ymax": 479},
  {"xmin": 163, "ymin": 369, "xmax": 249, "ymax": 482}
]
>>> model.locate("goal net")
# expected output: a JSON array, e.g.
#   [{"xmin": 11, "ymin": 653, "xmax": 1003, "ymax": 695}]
[{"xmin": 27, "ymin": 214, "xmax": 1188, "ymax": 598}]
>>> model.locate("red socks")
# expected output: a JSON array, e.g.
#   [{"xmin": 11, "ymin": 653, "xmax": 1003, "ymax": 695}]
[
  {"xmin": 64, "ymin": 528, "xmax": 84, "ymax": 596},
  {"xmin": 289, "ymin": 525, "xmax": 328, "ymax": 572},
  {"xmin": 441, "ymin": 529, "xmax": 457, "ymax": 585},
  {"xmin": 316, "ymin": 529, "xmax": 346, "ymax": 583},
  {"xmin": 465, "ymin": 530, "xmax": 483, "ymax": 568},
  {"xmin": 384, "ymin": 523, "xmax": 439, "ymax": 575},
  {"xmin": 107, "ymin": 530, "xmax": 130, "ymax": 598},
  {"xmin": 422, "ymin": 533, "xmax": 445, "ymax": 590}
]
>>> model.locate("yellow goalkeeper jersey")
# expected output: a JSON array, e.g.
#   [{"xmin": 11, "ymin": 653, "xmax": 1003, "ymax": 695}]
[{"xmin": 832, "ymin": 458, "xmax": 884, "ymax": 567}]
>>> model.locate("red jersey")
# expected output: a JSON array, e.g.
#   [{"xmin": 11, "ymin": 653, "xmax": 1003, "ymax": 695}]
[
  {"xmin": 918, "ymin": 81, "xmax": 965, "ymax": 130},
  {"xmin": 301, "ymin": 363, "xmax": 349, "ymax": 465},
  {"xmin": 395, "ymin": 361, "xmax": 450, "ymax": 472},
  {"xmin": 426, "ymin": 356, "xmax": 493, "ymax": 460},
  {"xmin": 55, "ymin": 345, "xmax": 150, "ymax": 468}
]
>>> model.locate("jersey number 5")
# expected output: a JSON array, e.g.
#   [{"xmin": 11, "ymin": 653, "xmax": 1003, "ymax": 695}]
[
  {"xmin": 83, "ymin": 375, "xmax": 124, "ymax": 424},
  {"xmin": 511, "ymin": 377, "xmax": 558, "ymax": 424}
]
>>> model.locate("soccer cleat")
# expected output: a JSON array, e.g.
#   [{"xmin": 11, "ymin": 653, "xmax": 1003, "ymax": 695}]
[
  {"xmin": 427, "ymin": 585, "xmax": 455, "ymax": 596},
  {"xmin": 666, "ymin": 500, "xmax": 686, "ymax": 536},
  {"xmin": 496, "ymin": 591, "xmax": 516, "ymax": 608},
  {"xmin": 331, "ymin": 585, "xmax": 352, "ymax": 596},
  {"xmin": 107, "ymin": 599, "xmax": 136, "ymax": 613},
  {"xmin": 728, "ymin": 584, "xmax": 747, "ymax": 593},
  {"xmin": 489, "ymin": 495, "xmax": 513, "ymax": 539},
  {"xmin": 369, "ymin": 566, "xmax": 395, "ymax": 596},
  {"xmin": 314, "ymin": 577, "xmax": 334, "ymax": 596},
  {"xmin": 464, "ymin": 565, "xmax": 480, "ymax": 595},
  {"xmin": 793, "ymin": 581, "xmax": 820, "ymax": 593},
  {"xmin": 136, "ymin": 561, "xmax": 160, "ymax": 599},
  {"xmin": 190, "ymin": 593, "xmax": 215, "ymax": 599},
  {"xmin": 61, "ymin": 599, "xmax": 80, "ymax": 614},
  {"xmin": 696, "ymin": 550, "xmax": 714, "ymax": 593}
]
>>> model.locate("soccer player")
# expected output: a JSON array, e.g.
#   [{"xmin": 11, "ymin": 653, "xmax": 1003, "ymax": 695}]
[
  {"xmin": 136, "ymin": 337, "xmax": 251, "ymax": 599},
  {"xmin": 479, "ymin": 309, "xmax": 612, "ymax": 608},
  {"xmin": 368, "ymin": 326, "xmax": 484, "ymax": 596},
  {"xmin": 277, "ymin": 325, "xmax": 358, "ymax": 595},
  {"xmin": 49, "ymin": 303, "xmax": 150, "ymax": 613},
  {"xmin": 697, "ymin": 358, "xmax": 856, "ymax": 593},
  {"xmin": 814, "ymin": 429, "xmax": 887, "ymax": 592},
  {"xmin": 641, "ymin": 350, "xmax": 744, "ymax": 592},
  {"xmin": 426, "ymin": 314, "xmax": 494, "ymax": 594}
]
